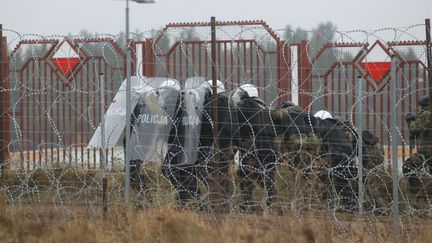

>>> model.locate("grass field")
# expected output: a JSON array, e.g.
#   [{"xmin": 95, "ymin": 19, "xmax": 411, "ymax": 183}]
[
  {"xmin": 1, "ymin": 163, "xmax": 432, "ymax": 242},
  {"xmin": 2, "ymin": 201, "xmax": 432, "ymax": 243}
]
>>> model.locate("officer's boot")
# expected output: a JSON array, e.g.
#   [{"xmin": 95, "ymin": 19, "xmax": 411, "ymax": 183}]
[
  {"xmin": 175, "ymin": 166, "xmax": 201, "ymax": 209},
  {"xmin": 263, "ymin": 171, "xmax": 281, "ymax": 215},
  {"xmin": 403, "ymin": 156, "xmax": 423, "ymax": 195},
  {"xmin": 130, "ymin": 160, "xmax": 150, "ymax": 209},
  {"xmin": 130, "ymin": 160, "xmax": 142, "ymax": 191},
  {"xmin": 239, "ymin": 177, "xmax": 254, "ymax": 213},
  {"xmin": 207, "ymin": 153, "xmax": 232, "ymax": 213}
]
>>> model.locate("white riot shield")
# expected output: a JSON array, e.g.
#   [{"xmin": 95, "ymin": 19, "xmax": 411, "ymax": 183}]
[
  {"xmin": 184, "ymin": 76, "xmax": 206, "ymax": 90},
  {"xmin": 179, "ymin": 78, "xmax": 210, "ymax": 165},
  {"xmin": 129, "ymin": 80, "xmax": 181, "ymax": 162},
  {"xmin": 88, "ymin": 76, "xmax": 152, "ymax": 148}
]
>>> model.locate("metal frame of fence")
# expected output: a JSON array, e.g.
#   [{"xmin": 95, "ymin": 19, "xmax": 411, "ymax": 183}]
[{"xmin": 0, "ymin": 20, "xmax": 429, "ymax": 170}]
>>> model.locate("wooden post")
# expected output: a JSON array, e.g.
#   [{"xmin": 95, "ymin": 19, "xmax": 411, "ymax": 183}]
[{"xmin": 103, "ymin": 177, "xmax": 108, "ymax": 218}]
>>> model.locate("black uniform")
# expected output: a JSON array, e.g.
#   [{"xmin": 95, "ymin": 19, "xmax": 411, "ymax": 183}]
[
  {"xmin": 201, "ymin": 92, "xmax": 240, "ymax": 210},
  {"xmin": 235, "ymin": 97, "xmax": 277, "ymax": 211},
  {"xmin": 161, "ymin": 92, "xmax": 199, "ymax": 207},
  {"xmin": 314, "ymin": 117, "xmax": 358, "ymax": 211},
  {"xmin": 162, "ymin": 89, "xmax": 239, "ymax": 208},
  {"xmin": 123, "ymin": 100, "xmax": 150, "ymax": 208}
]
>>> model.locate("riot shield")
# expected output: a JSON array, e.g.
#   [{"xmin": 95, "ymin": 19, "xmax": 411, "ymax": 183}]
[
  {"xmin": 184, "ymin": 76, "xmax": 207, "ymax": 90},
  {"xmin": 129, "ymin": 78, "xmax": 181, "ymax": 162},
  {"xmin": 179, "ymin": 78, "xmax": 210, "ymax": 165},
  {"xmin": 88, "ymin": 76, "xmax": 152, "ymax": 148}
]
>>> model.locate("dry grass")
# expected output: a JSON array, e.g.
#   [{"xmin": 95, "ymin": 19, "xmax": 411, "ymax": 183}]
[
  {"xmin": 1, "ymin": 198, "xmax": 432, "ymax": 243},
  {"xmin": 2, "ymin": 166, "xmax": 432, "ymax": 242},
  {"xmin": 0, "ymin": 204, "xmax": 363, "ymax": 242}
]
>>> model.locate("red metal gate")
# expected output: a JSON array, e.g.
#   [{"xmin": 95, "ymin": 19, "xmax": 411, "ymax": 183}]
[
  {"xmin": 8, "ymin": 37, "xmax": 126, "ymax": 168},
  {"xmin": 135, "ymin": 20, "xmax": 290, "ymax": 104},
  {"xmin": 302, "ymin": 39, "xmax": 428, "ymax": 159},
  {"xmin": 3, "ymin": 21, "xmax": 429, "ymax": 168}
]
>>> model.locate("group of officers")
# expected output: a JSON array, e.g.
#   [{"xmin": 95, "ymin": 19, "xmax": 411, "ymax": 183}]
[{"xmin": 124, "ymin": 77, "xmax": 432, "ymax": 213}]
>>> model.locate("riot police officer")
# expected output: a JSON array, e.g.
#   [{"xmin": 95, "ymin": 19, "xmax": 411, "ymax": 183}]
[
  {"xmin": 162, "ymin": 78, "xmax": 238, "ymax": 210},
  {"xmin": 313, "ymin": 110, "xmax": 358, "ymax": 211},
  {"xmin": 232, "ymin": 84, "xmax": 278, "ymax": 212},
  {"xmin": 200, "ymin": 80, "xmax": 239, "ymax": 211},
  {"xmin": 162, "ymin": 78, "xmax": 208, "ymax": 208}
]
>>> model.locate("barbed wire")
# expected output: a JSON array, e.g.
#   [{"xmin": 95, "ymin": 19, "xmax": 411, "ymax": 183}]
[{"xmin": 0, "ymin": 23, "xmax": 431, "ymax": 239}]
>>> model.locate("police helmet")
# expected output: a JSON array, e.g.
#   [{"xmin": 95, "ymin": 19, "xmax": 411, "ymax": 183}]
[
  {"xmin": 239, "ymin": 84, "xmax": 259, "ymax": 98},
  {"xmin": 362, "ymin": 130, "xmax": 378, "ymax": 146},
  {"xmin": 418, "ymin": 95, "xmax": 430, "ymax": 107},
  {"xmin": 405, "ymin": 112, "xmax": 416, "ymax": 123},
  {"xmin": 206, "ymin": 79, "xmax": 226, "ymax": 94},
  {"xmin": 159, "ymin": 79, "xmax": 180, "ymax": 91},
  {"xmin": 313, "ymin": 110, "xmax": 333, "ymax": 120},
  {"xmin": 281, "ymin": 101, "xmax": 296, "ymax": 109}
]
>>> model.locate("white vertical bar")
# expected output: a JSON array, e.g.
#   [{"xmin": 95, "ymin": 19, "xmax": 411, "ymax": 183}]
[
  {"xmin": 136, "ymin": 43, "xmax": 143, "ymax": 77},
  {"xmin": 291, "ymin": 45, "xmax": 299, "ymax": 105}
]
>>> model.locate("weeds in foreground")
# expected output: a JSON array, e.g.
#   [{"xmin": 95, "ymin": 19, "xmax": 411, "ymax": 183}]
[{"xmin": 1, "ymin": 200, "xmax": 432, "ymax": 243}]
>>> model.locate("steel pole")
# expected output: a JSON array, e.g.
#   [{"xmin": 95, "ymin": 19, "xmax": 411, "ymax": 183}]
[
  {"xmin": 425, "ymin": 19, "xmax": 432, "ymax": 101},
  {"xmin": 0, "ymin": 24, "xmax": 4, "ymax": 168},
  {"xmin": 124, "ymin": 0, "xmax": 131, "ymax": 208},
  {"xmin": 100, "ymin": 72, "xmax": 108, "ymax": 217},
  {"xmin": 390, "ymin": 54, "xmax": 400, "ymax": 240},
  {"xmin": 356, "ymin": 75, "xmax": 364, "ymax": 222},
  {"xmin": 99, "ymin": 73, "xmax": 106, "ymax": 175}
]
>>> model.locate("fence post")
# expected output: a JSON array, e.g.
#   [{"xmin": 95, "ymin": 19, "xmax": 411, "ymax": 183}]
[
  {"xmin": 125, "ymin": 46, "xmax": 132, "ymax": 208},
  {"xmin": 356, "ymin": 75, "xmax": 364, "ymax": 229},
  {"xmin": 0, "ymin": 24, "xmax": 3, "ymax": 170},
  {"xmin": 298, "ymin": 40, "xmax": 312, "ymax": 109},
  {"xmin": 426, "ymin": 18, "xmax": 432, "ymax": 96},
  {"xmin": 143, "ymin": 38, "xmax": 155, "ymax": 77},
  {"xmin": 0, "ymin": 24, "xmax": 10, "ymax": 172},
  {"xmin": 390, "ymin": 54, "xmax": 400, "ymax": 240},
  {"xmin": 99, "ymin": 73, "xmax": 106, "ymax": 173},
  {"xmin": 425, "ymin": 19, "xmax": 432, "ymax": 116},
  {"xmin": 277, "ymin": 40, "xmax": 291, "ymax": 103},
  {"xmin": 99, "ymin": 72, "xmax": 108, "ymax": 217},
  {"xmin": 209, "ymin": 16, "xmax": 223, "ymax": 211}
]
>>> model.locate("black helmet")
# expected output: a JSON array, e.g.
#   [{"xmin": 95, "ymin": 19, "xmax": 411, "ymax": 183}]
[
  {"xmin": 280, "ymin": 101, "xmax": 296, "ymax": 109},
  {"xmin": 362, "ymin": 130, "xmax": 378, "ymax": 146},
  {"xmin": 418, "ymin": 96, "xmax": 430, "ymax": 107},
  {"xmin": 405, "ymin": 112, "xmax": 416, "ymax": 123}
]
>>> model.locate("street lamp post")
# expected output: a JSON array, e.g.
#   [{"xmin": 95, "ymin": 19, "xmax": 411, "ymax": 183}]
[{"xmin": 124, "ymin": 0, "xmax": 154, "ymax": 208}]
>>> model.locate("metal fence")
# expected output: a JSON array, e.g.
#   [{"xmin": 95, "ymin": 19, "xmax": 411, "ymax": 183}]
[{"xmin": 0, "ymin": 20, "xmax": 431, "ymax": 239}]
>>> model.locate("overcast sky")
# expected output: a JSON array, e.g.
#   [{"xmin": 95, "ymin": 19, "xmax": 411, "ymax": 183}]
[{"xmin": 1, "ymin": 0, "xmax": 431, "ymax": 38}]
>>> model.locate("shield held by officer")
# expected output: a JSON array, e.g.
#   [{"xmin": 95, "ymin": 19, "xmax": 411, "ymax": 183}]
[
  {"xmin": 129, "ymin": 78, "xmax": 181, "ymax": 163},
  {"xmin": 179, "ymin": 77, "xmax": 211, "ymax": 165},
  {"xmin": 88, "ymin": 76, "xmax": 153, "ymax": 148}
]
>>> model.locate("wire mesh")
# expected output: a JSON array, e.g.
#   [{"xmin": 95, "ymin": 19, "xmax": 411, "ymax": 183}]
[{"xmin": 0, "ymin": 21, "xmax": 431, "ymax": 239}]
